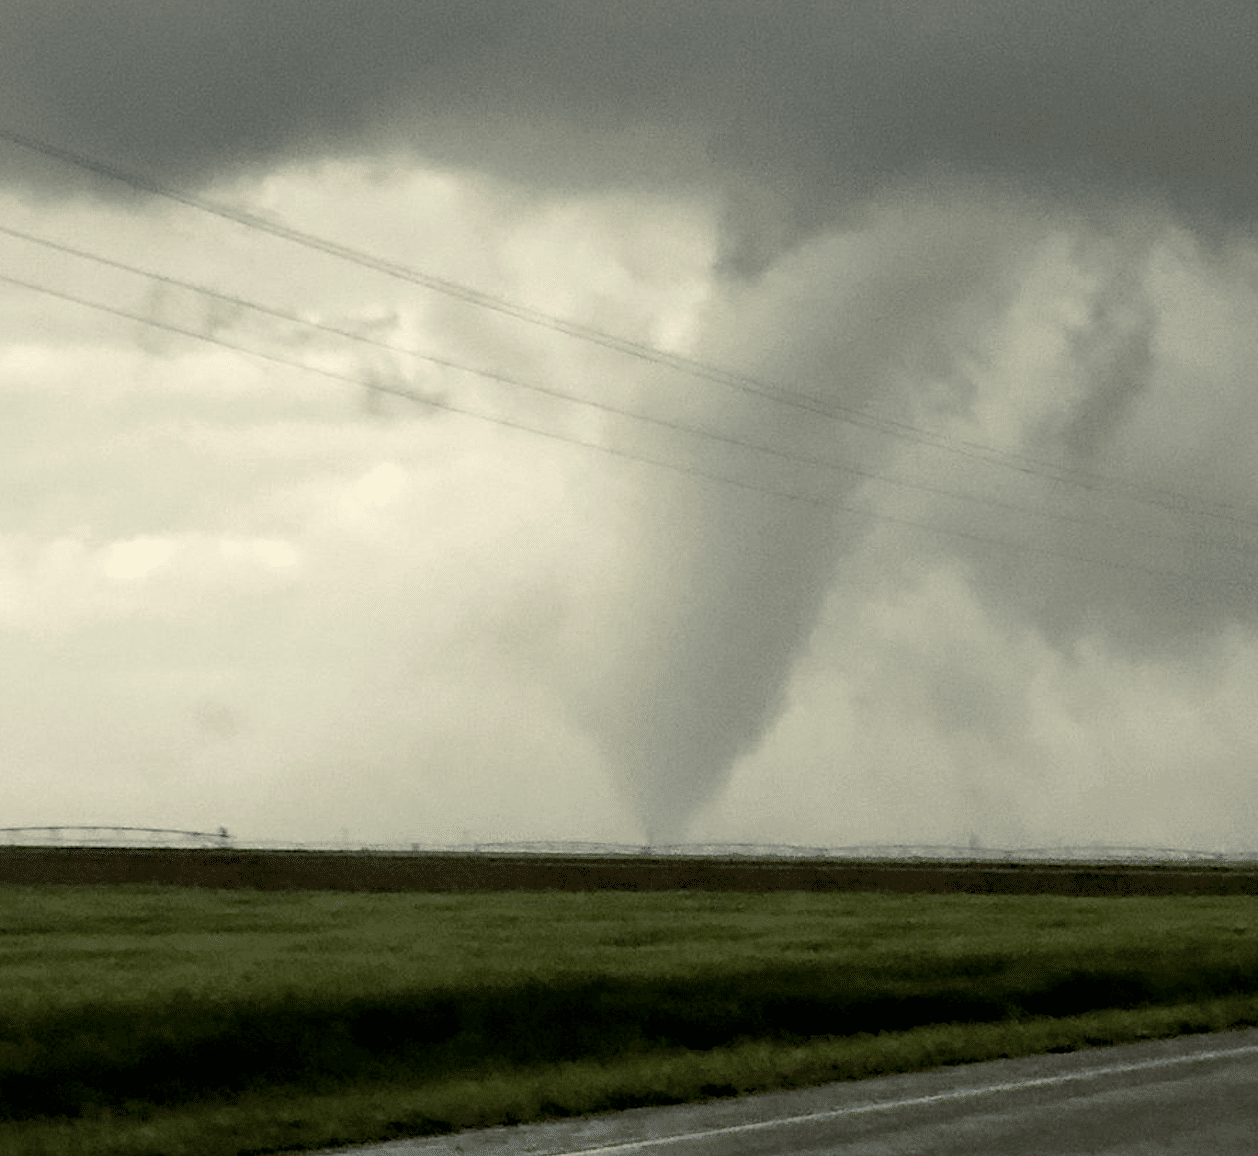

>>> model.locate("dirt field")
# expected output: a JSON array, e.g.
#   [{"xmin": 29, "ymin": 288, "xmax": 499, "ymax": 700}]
[{"xmin": 2, "ymin": 845, "xmax": 1257, "ymax": 894}]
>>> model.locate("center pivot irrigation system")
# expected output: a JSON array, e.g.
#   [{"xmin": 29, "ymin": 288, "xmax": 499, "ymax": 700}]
[
  {"xmin": 0, "ymin": 826, "xmax": 233, "ymax": 848},
  {"xmin": 2, "ymin": 830, "xmax": 1250, "ymax": 862}
]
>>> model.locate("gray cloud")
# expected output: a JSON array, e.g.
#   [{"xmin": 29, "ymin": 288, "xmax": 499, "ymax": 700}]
[{"xmin": 3, "ymin": 2, "xmax": 1256, "ymax": 259}]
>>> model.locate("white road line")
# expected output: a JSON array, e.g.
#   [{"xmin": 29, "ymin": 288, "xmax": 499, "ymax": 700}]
[{"xmin": 561, "ymin": 1043, "xmax": 1258, "ymax": 1154}]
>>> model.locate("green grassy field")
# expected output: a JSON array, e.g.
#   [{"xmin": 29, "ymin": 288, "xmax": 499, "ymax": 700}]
[{"xmin": 2, "ymin": 885, "xmax": 1257, "ymax": 1155}]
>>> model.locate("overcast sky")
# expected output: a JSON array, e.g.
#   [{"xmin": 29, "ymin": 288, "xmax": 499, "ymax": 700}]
[{"xmin": 2, "ymin": 2, "xmax": 1256, "ymax": 851}]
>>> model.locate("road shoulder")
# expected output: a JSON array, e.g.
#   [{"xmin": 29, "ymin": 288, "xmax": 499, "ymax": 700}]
[{"xmin": 306, "ymin": 1025, "xmax": 1258, "ymax": 1155}]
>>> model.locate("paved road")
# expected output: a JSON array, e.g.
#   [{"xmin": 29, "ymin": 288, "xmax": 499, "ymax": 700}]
[{"xmin": 311, "ymin": 1028, "xmax": 1258, "ymax": 1155}]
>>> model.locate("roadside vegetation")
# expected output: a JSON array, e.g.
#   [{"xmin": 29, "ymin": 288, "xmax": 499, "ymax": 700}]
[{"xmin": 1, "ymin": 886, "xmax": 1256, "ymax": 1155}]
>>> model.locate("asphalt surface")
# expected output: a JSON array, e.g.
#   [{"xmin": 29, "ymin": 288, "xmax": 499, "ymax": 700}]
[{"xmin": 309, "ymin": 1028, "xmax": 1258, "ymax": 1155}]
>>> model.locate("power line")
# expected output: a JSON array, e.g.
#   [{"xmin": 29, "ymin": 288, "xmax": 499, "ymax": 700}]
[
  {"xmin": 0, "ymin": 270, "xmax": 826, "ymax": 508},
  {"xmin": 4, "ymin": 221, "xmax": 1256, "ymax": 562},
  {"xmin": 4, "ymin": 123, "xmax": 1254, "ymax": 530},
  {"xmin": 2, "ymin": 268, "xmax": 1235, "ymax": 587}
]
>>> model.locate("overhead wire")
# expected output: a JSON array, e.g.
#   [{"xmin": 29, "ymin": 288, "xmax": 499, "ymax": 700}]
[
  {"xmin": 3, "ymin": 220, "xmax": 1256, "ymax": 563},
  {"xmin": 1, "ymin": 263, "xmax": 1244, "ymax": 588},
  {"xmin": 3, "ymin": 123, "xmax": 1254, "ymax": 530},
  {"xmin": 0, "ymin": 269, "xmax": 824, "ymax": 508}
]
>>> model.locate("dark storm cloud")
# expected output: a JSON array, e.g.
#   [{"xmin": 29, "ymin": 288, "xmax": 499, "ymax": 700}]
[{"xmin": 4, "ymin": 2, "xmax": 1256, "ymax": 253}]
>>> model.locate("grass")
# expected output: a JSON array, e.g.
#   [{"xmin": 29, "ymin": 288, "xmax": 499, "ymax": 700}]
[{"xmin": 1, "ymin": 886, "xmax": 1256, "ymax": 1155}]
